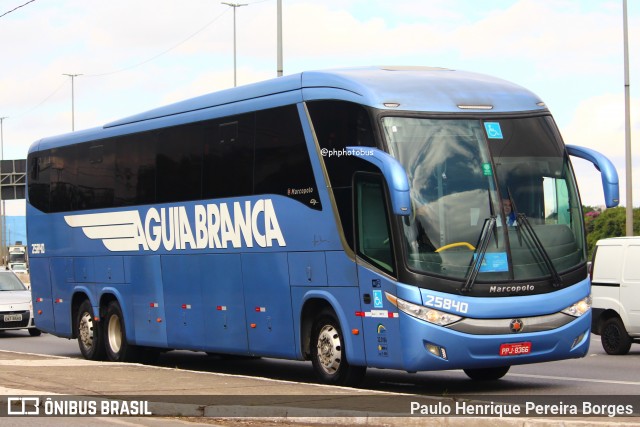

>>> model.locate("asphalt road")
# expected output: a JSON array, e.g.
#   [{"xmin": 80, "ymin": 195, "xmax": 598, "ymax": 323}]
[{"xmin": 1, "ymin": 329, "xmax": 639, "ymax": 397}]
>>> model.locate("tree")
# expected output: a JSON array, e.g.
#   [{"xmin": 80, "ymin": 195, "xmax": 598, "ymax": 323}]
[{"xmin": 583, "ymin": 207, "xmax": 640, "ymax": 258}]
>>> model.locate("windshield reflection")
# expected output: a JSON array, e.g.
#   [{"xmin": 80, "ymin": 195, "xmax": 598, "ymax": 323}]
[
  {"xmin": 382, "ymin": 115, "xmax": 585, "ymax": 284},
  {"xmin": 383, "ymin": 118, "xmax": 502, "ymax": 280}
]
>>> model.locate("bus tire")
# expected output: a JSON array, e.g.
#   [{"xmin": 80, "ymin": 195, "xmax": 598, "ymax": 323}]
[
  {"xmin": 28, "ymin": 328, "xmax": 42, "ymax": 337},
  {"xmin": 601, "ymin": 317, "xmax": 632, "ymax": 355},
  {"xmin": 310, "ymin": 311, "xmax": 366, "ymax": 387},
  {"xmin": 464, "ymin": 366, "xmax": 510, "ymax": 381},
  {"xmin": 104, "ymin": 301, "xmax": 140, "ymax": 362},
  {"xmin": 76, "ymin": 300, "xmax": 106, "ymax": 360}
]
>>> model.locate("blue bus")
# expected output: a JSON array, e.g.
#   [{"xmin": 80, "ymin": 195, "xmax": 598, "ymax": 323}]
[{"xmin": 27, "ymin": 66, "xmax": 619, "ymax": 385}]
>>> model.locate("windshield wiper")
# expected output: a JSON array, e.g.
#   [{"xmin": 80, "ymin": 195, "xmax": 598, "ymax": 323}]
[
  {"xmin": 515, "ymin": 213, "xmax": 563, "ymax": 287},
  {"xmin": 461, "ymin": 215, "xmax": 496, "ymax": 293},
  {"xmin": 505, "ymin": 189, "xmax": 562, "ymax": 287}
]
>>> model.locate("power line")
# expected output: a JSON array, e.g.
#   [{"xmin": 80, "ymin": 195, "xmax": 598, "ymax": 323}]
[
  {"xmin": 5, "ymin": 0, "xmax": 272, "ymax": 120},
  {"xmin": 12, "ymin": 78, "xmax": 67, "ymax": 118},
  {"xmin": 84, "ymin": 7, "xmax": 231, "ymax": 78},
  {"xmin": 84, "ymin": 0, "xmax": 271, "ymax": 78},
  {"xmin": 6, "ymin": 7, "xmax": 232, "ymax": 117},
  {"xmin": 0, "ymin": 0, "xmax": 37, "ymax": 19}
]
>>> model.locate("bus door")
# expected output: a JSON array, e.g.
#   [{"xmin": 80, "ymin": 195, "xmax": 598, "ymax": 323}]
[{"xmin": 354, "ymin": 173, "xmax": 403, "ymax": 368}]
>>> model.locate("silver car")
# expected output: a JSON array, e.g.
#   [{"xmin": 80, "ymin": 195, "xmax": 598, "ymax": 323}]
[{"xmin": 0, "ymin": 270, "xmax": 41, "ymax": 336}]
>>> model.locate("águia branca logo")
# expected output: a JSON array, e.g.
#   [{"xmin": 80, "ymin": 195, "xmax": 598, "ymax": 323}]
[{"xmin": 64, "ymin": 199, "xmax": 286, "ymax": 252}]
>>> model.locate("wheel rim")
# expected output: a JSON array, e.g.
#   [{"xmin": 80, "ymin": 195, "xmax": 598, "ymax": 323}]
[
  {"xmin": 316, "ymin": 324, "xmax": 342, "ymax": 375},
  {"xmin": 78, "ymin": 312, "xmax": 95, "ymax": 351},
  {"xmin": 604, "ymin": 324, "xmax": 621, "ymax": 350},
  {"xmin": 107, "ymin": 314, "xmax": 122, "ymax": 354}
]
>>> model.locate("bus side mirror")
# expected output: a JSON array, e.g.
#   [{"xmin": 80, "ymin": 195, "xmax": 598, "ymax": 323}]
[
  {"xmin": 346, "ymin": 146, "xmax": 411, "ymax": 216},
  {"xmin": 566, "ymin": 144, "xmax": 619, "ymax": 208}
]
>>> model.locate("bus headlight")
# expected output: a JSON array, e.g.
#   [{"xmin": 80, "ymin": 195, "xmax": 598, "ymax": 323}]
[
  {"xmin": 561, "ymin": 296, "xmax": 591, "ymax": 317},
  {"xmin": 391, "ymin": 295, "xmax": 462, "ymax": 326}
]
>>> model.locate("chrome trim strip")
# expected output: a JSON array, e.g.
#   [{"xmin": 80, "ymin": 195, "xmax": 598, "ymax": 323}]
[{"xmin": 447, "ymin": 312, "xmax": 574, "ymax": 335}]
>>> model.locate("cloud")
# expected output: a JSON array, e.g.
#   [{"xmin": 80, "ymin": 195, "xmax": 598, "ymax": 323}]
[
  {"xmin": 454, "ymin": 0, "xmax": 621, "ymax": 66},
  {"xmin": 562, "ymin": 93, "xmax": 640, "ymax": 207}
]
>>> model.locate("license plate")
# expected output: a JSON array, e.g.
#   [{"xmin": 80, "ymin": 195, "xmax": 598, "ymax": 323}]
[
  {"xmin": 3, "ymin": 314, "xmax": 22, "ymax": 322},
  {"xmin": 499, "ymin": 342, "xmax": 531, "ymax": 356}
]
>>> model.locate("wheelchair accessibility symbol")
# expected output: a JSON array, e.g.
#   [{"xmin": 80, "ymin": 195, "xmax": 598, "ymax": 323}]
[
  {"xmin": 373, "ymin": 290, "xmax": 383, "ymax": 308},
  {"xmin": 484, "ymin": 122, "xmax": 503, "ymax": 139}
]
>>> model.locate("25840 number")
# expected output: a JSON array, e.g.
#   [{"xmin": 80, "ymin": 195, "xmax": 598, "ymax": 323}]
[{"xmin": 424, "ymin": 295, "xmax": 469, "ymax": 314}]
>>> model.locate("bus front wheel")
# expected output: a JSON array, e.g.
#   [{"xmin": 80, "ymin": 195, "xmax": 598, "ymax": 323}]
[
  {"xmin": 76, "ymin": 300, "xmax": 105, "ymax": 361},
  {"xmin": 463, "ymin": 366, "xmax": 510, "ymax": 381},
  {"xmin": 310, "ymin": 311, "xmax": 366, "ymax": 387}
]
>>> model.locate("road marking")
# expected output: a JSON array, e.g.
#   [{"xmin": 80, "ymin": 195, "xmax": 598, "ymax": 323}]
[
  {"xmin": 510, "ymin": 373, "xmax": 640, "ymax": 386},
  {"xmin": 0, "ymin": 359, "xmax": 104, "ymax": 367}
]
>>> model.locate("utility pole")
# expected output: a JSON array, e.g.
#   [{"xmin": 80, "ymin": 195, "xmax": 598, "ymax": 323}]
[
  {"xmin": 0, "ymin": 117, "xmax": 6, "ymax": 266},
  {"xmin": 277, "ymin": 0, "xmax": 283, "ymax": 77},
  {"xmin": 221, "ymin": 2, "xmax": 248, "ymax": 87},
  {"xmin": 623, "ymin": 0, "xmax": 633, "ymax": 235},
  {"xmin": 0, "ymin": 117, "xmax": 6, "ymax": 160},
  {"xmin": 63, "ymin": 73, "xmax": 82, "ymax": 131}
]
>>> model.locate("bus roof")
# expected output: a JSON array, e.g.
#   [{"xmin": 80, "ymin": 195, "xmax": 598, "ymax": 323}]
[{"xmin": 31, "ymin": 66, "xmax": 547, "ymax": 152}]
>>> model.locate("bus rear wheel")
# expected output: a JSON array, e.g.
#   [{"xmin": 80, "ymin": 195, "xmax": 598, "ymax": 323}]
[
  {"xmin": 104, "ymin": 301, "xmax": 140, "ymax": 362},
  {"xmin": 310, "ymin": 311, "xmax": 366, "ymax": 387},
  {"xmin": 103, "ymin": 301, "xmax": 159, "ymax": 364},
  {"xmin": 464, "ymin": 366, "xmax": 510, "ymax": 381},
  {"xmin": 76, "ymin": 300, "xmax": 105, "ymax": 360}
]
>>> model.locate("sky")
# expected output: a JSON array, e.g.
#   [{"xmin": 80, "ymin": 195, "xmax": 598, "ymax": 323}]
[{"xmin": 0, "ymin": 0, "xmax": 638, "ymax": 216}]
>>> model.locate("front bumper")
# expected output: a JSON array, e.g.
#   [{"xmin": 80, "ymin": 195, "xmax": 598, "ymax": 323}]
[{"xmin": 399, "ymin": 309, "xmax": 591, "ymax": 372}]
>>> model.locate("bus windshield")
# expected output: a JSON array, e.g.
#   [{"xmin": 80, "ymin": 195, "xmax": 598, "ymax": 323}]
[{"xmin": 382, "ymin": 116, "xmax": 585, "ymax": 284}]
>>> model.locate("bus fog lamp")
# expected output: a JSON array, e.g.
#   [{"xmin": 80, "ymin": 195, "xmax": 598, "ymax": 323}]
[
  {"xmin": 561, "ymin": 296, "xmax": 591, "ymax": 317},
  {"xmin": 571, "ymin": 330, "xmax": 588, "ymax": 349},
  {"xmin": 425, "ymin": 342, "xmax": 448, "ymax": 360}
]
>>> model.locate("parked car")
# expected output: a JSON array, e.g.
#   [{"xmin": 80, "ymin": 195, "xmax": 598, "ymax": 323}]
[
  {"xmin": 0, "ymin": 269, "xmax": 40, "ymax": 336},
  {"xmin": 9, "ymin": 263, "xmax": 28, "ymax": 273},
  {"xmin": 591, "ymin": 237, "xmax": 640, "ymax": 354}
]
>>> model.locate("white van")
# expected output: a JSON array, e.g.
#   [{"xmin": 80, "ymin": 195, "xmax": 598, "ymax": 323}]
[{"xmin": 590, "ymin": 237, "xmax": 640, "ymax": 354}]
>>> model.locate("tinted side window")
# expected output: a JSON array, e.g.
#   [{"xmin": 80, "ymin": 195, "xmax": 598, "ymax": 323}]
[
  {"xmin": 355, "ymin": 174, "xmax": 394, "ymax": 274},
  {"xmin": 307, "ymin": 101, "xmax": 376, "ymax": 247},
  {"xmin": 307, "ymin": 101, "xmax": 375, "ymax": 188},
  {"xmin": 255, "ymin": 105, "xmax": 321, "ymax": 210},
  {"xmin": 49, "ymin": 145, "xmax": 78, "ymax": 212},
  {"xmin": 77, "ymin": 142, "xmax": 115, "ymax": 210},
  {"xmin": 29, "ymin": 104, "xmax": 329, "ymax": 213},
  {"xmin": 28, "ymin": 152, "xmax": 51, "ymax": 212},
  {"xmin": 202, "ymin": 113, "xmax": 253, "ymax": 200},
  {"xmin": 115, "ymin": 133, "xmax": 156, "ymax": 206},
  {"xmin": 157, "ymin": 124, "xmax": 203, "ymax": 203}
]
